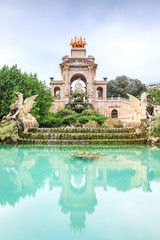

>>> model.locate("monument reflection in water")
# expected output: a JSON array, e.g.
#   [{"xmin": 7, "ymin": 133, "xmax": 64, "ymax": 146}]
[{"xmin": 0, "ymin": 145, "xmax": 160, "ymax": 238}]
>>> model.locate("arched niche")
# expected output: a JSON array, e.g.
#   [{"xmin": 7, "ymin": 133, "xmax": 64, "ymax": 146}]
[
  {"xmin": 96, "ymin": 87, "xmax": 103, "ymax": 100},
  {"xmin": 111, "ymin": 109, "xmax": 118, "ymax": 118},
  {"xmin": 70, "ymin": 73, "xmax": 87, "ymax": 97},
  {"xmin": 54, "ymin": 87, "xmax": 61, "ymax": 100}
]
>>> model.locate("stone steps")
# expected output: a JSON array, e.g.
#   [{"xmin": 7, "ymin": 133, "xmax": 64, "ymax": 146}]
[
  {"xmin": 20, "ymin": 138, "xmax": 147, "ymax": 145},
  {"xmin": 20, "ymin": 127, "xmax": 147, "ymax": 145},
  {"xmin": 30, "ymin": 127, "xmax": 135, "ymax": 134},
  {"xmin": 27, "ymin": 132, "xmax": 142, "ymax": 140}
]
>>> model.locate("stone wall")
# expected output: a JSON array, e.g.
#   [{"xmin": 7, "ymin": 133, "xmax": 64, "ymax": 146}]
[
  {"xmin": 50, "ymin": 100, "xmax": 67, "ymax": 113},
  {"xmin": 93, "ymin": 98, "xmax": 135, "ymax": 121}
]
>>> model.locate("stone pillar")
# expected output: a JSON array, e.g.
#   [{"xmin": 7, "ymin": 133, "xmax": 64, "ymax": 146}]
[{"xmin": 71, "ymin": 48, "xmax": 86, "ymax": 58}]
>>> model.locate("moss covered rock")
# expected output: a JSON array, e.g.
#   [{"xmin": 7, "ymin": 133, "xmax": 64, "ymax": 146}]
[{"xmin": 0, "ymin": 120, "xmax": 23, "ymax": 143}]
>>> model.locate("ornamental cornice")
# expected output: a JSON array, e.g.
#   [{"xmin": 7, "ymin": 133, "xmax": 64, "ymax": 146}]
[
  {"xmin": 94, "ymin": 81, "xmax": 107, "ymax": 85},
  {"xmin": 49, "ymin": 80, "xmax": 64, "ymax": 86},
  {"xmin": 60, "ymin": 58, "xmax": 97, "ymax": 68}
]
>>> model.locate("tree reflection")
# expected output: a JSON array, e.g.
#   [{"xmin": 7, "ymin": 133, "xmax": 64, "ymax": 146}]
[{"xmin": 0, "ymin": 145, "xmax": 160, "ymax": 232}]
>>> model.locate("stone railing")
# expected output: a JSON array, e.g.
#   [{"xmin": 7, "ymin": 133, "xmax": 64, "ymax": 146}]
[{"xmin": 107, "ymin": 97, "xmax": 129, "ymax": 102}]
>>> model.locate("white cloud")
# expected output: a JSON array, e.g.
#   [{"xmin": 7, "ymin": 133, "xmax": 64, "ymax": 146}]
[
  {"xmin": 0, "ymin": 0, "xmax": 160, "ymax": 84},
  {"xmin": 88, "ymin": 22, "xmax": 160, "ymax": 82}
]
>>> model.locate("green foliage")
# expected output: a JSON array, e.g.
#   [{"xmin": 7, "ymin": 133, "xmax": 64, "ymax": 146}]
[
  {"xmin": 147, "ymin": 88, "xmax": 160, "ymax": 105},
  {"xmin": 81, "ymin": 109, "xmax": 101, "ymax": 117},
  {"xmin": 54, "ymin": 109, "xmax": 74, "ymax": 118},
  {"xmin": 107, "ymin": 75, "xmax": 146, "ymax": 97},
  {"xmin": 0, "ymin": 120, "xmax": 21, "ymax": 143},
  {"xmin": 37, "ymin": 91, "xmax": 105, "ymax": 128},
  {"xmin": 39, "ymin": 117, "xmax": 53, "ymax": 128},
  {"xmin": 148, "ymin": 115, "xmax": 160, "ymax": 137},
  {"xmin": 61, "ymin": 116, "xmax": 77, "ymax": 126},
  {"xmin": 78, "ymin": 115, "xmax": 105, "ymax": 125},
  {"xmin": 37, "ymin": 133, "xmax": 44, "ymax": 139},
  {"xmin": 78, "ymin": 116, "xmax": 89, "ymax": 124},
  {"xmin": 65, "ymin": 92, "xmax": 93, "ymax": 113},
  {"xmin": 0, "ymin": 65, "xmax": 53, "ymax": 120},
  {"xmin": 72, "ymin": 92, "xmax": 85, "ymax": 99}
]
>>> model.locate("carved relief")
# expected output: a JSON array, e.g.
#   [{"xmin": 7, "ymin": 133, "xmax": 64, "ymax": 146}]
[{"xmin": 61, "ymin": 59, "xmax": 96, "ymax": 67}]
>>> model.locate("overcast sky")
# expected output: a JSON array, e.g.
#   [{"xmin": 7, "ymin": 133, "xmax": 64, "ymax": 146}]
[{"xmin": 0, "ymin": 0, "xmax": 160, "ymax": 85}]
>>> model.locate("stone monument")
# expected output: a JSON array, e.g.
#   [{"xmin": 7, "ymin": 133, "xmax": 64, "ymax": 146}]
[
  {"xmin": 50, "ymin": 36, "xmax": 107, "ymax": 112},
  {"xmin": 49, "ymin": 37, "xmax": 138, "ymax": 121},
  {"xmin": 3, "ymin": 92, "xmax": 39, "ymax": 131}
]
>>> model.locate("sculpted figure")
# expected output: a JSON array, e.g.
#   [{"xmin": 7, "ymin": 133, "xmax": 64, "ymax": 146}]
[
  {"xmin": 70, "ymin": 36, "xmax": 87, "ymax": 48},
  {"xmin": 83, "ymin": 38, "xmax": 87, "ymax": 47},
  {"xmin": 74, "ymin": 36, "xmax": 77, "ymax": 47},
  {"xmin": 3, "ymin": 92, "xmax": 39, "ymax": 131},
  {"xmin": 70, "ymin": 38, "xmax": 74, "ymax": 48},
  {"xmin": 127, "ymin": 92, "xmax": 155, "ymax": 121},
  {"xmin": 76, "ymin": 38, "xmax": 80, "ymax": 47}
]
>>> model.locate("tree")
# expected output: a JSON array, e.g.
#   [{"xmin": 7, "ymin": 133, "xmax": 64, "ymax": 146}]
[
  {"xmin": 147, "ymin": 88, "xmax": 160, "ymax": 105},
  {"xmin": 0, "ymin": 65, "xmax": 53, "ymax": 120},
  {"xmin": 107, "ymin": 75, "xmax": 146, "ymax": 97}
]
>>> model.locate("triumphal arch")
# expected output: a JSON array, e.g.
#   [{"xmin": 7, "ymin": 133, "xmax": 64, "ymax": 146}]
[{"xmin": 50, "ymin": 37, "xmax": 134, "ymax": 120}]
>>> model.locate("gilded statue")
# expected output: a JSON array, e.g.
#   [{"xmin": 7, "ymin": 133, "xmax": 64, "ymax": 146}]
[
  {"xmin": 70, "ymin": 38, "xmax": 74, "ymax": 48},
  {"xmin": 70, "ymin": 36, "xmax": 87, "ymax": 48}
]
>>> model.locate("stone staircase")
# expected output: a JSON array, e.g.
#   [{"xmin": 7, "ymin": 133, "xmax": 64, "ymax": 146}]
[{"xmin": 20, "ymin": 127, "xmax": 147, "ymax": 145}]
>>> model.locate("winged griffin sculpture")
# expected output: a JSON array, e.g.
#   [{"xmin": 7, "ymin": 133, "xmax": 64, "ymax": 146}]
[
  {"xmin": 3, "ymin": 92, "xmax": 39, "ymax": 131},
  {"xmin": 127, "ymin": 92, "xmax": 155, "ymax": 121}
]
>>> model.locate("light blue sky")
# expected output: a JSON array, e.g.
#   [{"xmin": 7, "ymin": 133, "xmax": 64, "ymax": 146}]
[{"xmin": 0, "ymin": 0, "xmax": 160, "ymax": 85}]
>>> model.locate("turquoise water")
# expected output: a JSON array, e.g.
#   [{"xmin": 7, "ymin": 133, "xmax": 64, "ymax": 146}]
[{"xmin": 0, "ymin": 145, "xmax": 160, "ymax": 240}]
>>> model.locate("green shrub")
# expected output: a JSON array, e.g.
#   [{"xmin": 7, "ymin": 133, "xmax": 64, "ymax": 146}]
[
  {"xmin": 62, "ymin": 116, "xmax": 77, "ymax": 126},
  {"xmin": 39, "ymin": 117, "xmax": 53, "ymax": 127},
  {"xmin": 54, "ymin": 109, "xmax": 74, "ymax": 118},
  {"xmin": 79, "ymin": 116, "xmax": 89, "ymax": 124},
  {"xmin": 96, "ymin": 116, "xmax": 105, "ymax": 124},
  {"xmin": 51, "ymin": 118, "xmax": 62, "ymax": 127},
  {"xmin": 148, "ymin": 115, "xmax": 160, "ymax": 137}
]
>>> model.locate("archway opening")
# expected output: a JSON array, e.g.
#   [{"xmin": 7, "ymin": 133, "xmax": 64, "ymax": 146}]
[
  {"xmin": 54, "ymin": 87, "xmax": 61, "ymax": 100},
  {"xmin": 97, "ymin": 87, "xmax": 103, "ymax": 100},
  {"xmin": 111, "ymin": 109, "xmax": 118, "ymax": 118},
  {"xmin": 70, "ymin": 74, "xmax": 87, "ymax": 97}
]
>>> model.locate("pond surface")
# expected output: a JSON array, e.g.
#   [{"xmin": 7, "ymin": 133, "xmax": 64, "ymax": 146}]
[{"xmin": 0, "ymin": 145, "xmax": 160, "ymax": 240}]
